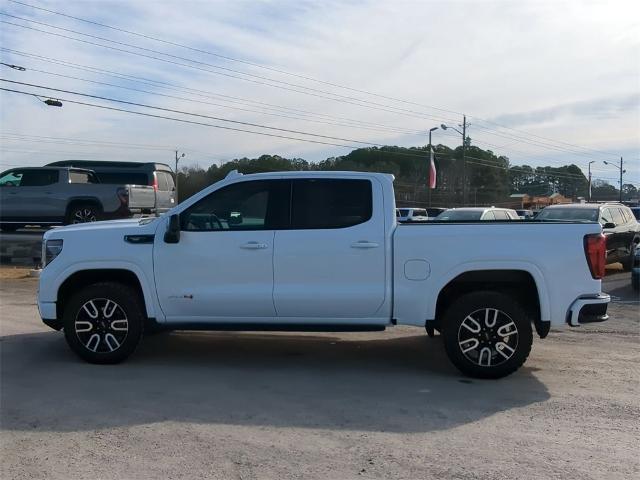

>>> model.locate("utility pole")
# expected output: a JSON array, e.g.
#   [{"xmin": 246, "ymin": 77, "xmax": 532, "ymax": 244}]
[
  {"xmin": 619, "ymin": 157, "xmax": 624, "ymax": 202},
  {"xmin": 462, "ymin": 115, "xmax": 467, "ymax": 206},
  {"xmin": 588, "ymin": 160, "xmax": 595, "ymax": 202},
  {"xmin": 603, "ymin": 157, "xmax": 625, "ymax": 203},
  {"xmin": 175, "ymin": 150, "xmax": 185, "ymax": 201}
]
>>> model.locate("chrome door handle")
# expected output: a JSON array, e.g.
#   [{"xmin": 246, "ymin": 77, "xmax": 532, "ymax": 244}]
[
  {"xmin": 240, "ymin": 241, "xmax": 268, "ymax": 250},
  {"xmin": 351, "ymin": 241, "xmax": 379, "ymax": 249}
]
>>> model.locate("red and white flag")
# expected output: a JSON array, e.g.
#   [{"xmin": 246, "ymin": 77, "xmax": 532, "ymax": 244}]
[{"xmin": 428, "ymin": 146, "xmax": 436, "ymax": 189}]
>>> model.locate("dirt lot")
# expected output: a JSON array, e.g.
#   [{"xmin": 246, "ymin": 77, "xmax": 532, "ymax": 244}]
[{"xmin": 0, "ymin": 271, "xmax": 638, "ymax": 480}]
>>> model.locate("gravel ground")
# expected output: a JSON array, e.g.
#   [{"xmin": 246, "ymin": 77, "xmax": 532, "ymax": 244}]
[{"xmin": 0, "ymin": 273, "xmax": 638, "ymax": 480}]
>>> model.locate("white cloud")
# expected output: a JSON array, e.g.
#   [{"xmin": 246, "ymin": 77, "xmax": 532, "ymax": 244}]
[{"xmin": 1, "ymin": 0, "xmax": 638, "ymax": 183}]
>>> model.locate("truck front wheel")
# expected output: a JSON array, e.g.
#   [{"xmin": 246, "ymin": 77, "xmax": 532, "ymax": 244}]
[
  {"xmin": 441, "ymin": 291, "xmax": 533, "ymax": 379},
  {"xmin": 63, "ymin": 282, "xmax": 144, "ymax": 364}
]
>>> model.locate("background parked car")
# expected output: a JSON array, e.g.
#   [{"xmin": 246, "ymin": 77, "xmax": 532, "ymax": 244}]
[
  {"xmin": 396, "ymin": 207, "xmax": 429, "ymax": 222},
  {"xmin": 434, "ymin": 207, "xmax": 520, "ymax": 221},
  {"xmin": 629, "ymin": 207, "xmax": 640, "ymax": 222},
  {"xmin": 47, "ymin": 160, "xmax": 176, "ymax": 213},
  {"xmin": 536, "ymin": 203, "xmax": 640, "ymax": 270},
  {"xmin": 515, "ymin": 209, "xmax": 535, "ymax": 219},
  {"xmin": 0, "ymin": 167, "xmax": 155, "ymax": 230},
  {"xmin": 426, "ymin": 207, "xmax": 447, "ymax": 218}
]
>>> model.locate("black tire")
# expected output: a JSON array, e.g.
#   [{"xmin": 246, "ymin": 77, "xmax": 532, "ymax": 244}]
[
  {"xmin": 65, "ymin": 203, "xmax": 101, "ymax": 225},
  {"xmin": 621, "ymin": 243, "xmax": 637, "ymax": 272},
  {"xmin": 63, "ymin": 282, "xmax": 144, "ymax": 364},
  {"xmin": 441, "ymin": 291, "xmax": 533, "ymax": 379}
]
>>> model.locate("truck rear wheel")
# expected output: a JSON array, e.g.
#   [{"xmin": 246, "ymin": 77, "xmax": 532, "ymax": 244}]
[
  {"xmin": 441, "ymin": 291, "xmax": 533, "ymax": 379},
  {"xmin": 63, "ymin": 282, "xmax": 144, "ymax": 364},
  {"xmin": 66, "ymin": 203, "xmax": 101, "ymax": 224}
]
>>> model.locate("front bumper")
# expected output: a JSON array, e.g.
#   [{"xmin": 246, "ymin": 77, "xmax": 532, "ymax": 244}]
[{"xmin": 566, "ymin": 294, "xmax": 610, "ymax": 327}]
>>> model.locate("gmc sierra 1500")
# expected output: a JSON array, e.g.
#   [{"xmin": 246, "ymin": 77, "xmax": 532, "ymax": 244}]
[{"xmin": 38, "ymin": 170, "xmax": 609, "ymax": 378}]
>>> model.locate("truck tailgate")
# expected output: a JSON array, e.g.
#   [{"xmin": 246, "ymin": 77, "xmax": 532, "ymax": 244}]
[{"xmin": 127, "ymin": 185, "xmax": 156, "ymax": 210}]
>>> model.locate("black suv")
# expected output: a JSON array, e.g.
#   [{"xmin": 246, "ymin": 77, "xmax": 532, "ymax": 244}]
[
  {"xmin": 537, "ymin": 203, "xmax": 640, "ymax": 270},
  {"xmin": 46, "ymin": 160, "xmax": 176, "ymax": 213}
]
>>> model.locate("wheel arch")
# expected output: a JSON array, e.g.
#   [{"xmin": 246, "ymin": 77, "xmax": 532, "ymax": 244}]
[
  {"xmin": 56, "ymin": 267, "xmax": 155, "ymax": 321},
  {"xmin": 432, "ymin": 267, "xmax": 550, "ymax": 338}
]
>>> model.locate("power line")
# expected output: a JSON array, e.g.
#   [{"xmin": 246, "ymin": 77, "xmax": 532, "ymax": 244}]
[
  {"xmin": 1, "ymin": 22, "xmax": 622, "ymax": 163},
  {"xmin": 0, "ymin": 78, "xmax": 399, "ymax": 147},
  {"xmin": 0, "ymin": 48, "xmax": 429, "ymax": 136},
  {"xmin": 7, "ymin": 0, "xmax": 623, "ymax": 160},
  {"xmin": 6, "ymin": 0, "xmax": 463, "ymax": 117},
  {"xmin": 0, "ymin": 15, "xmax": 459, "ymax": 124},
  {"xmin": 13, "ymin": 63, "xmax": 427, "ymax": 137}
]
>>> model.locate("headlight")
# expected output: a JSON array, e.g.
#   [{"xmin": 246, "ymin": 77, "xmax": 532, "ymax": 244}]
[{"xmin": 43, "ymin": 239, "xmax": 63, "ymax": 267}]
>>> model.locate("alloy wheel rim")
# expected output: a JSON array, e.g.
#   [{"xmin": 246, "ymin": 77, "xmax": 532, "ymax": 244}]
[
  {"xmin": 457, "ymin": 308, "xmax": 519, "ymax": 367},
  {"xmin": 73, "ymin": 208, "xmax": 96, "ymax": 223},
  {"xmin": 75, "ymin": 298, "xmax": 129, "ymax": 353}
]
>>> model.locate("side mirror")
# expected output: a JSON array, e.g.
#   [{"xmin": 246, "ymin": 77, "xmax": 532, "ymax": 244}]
[
  {"xmin": 603, "ymin": 222, "xmax": 615, "ymax": 230},
  {"xmin": 164, "ymin": 214, "xmax": 181, "ymax": 243}
]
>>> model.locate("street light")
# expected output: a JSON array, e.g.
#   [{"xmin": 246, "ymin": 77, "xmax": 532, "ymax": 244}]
[
  {"xmin": 441, "ymin": 115, "xmax": 468, "ymax": 205},
  {"xmin": 603, "ymin": 158, "xmax": 625, "ymax": 202}
]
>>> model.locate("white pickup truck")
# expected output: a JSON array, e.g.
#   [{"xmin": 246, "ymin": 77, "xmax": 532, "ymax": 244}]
[{"xmin": 38, "ymin": 171, "xmax": 610, "ymax": 378}]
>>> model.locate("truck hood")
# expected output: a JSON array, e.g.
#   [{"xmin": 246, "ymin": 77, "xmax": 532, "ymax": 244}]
[{"xmin": 44, "ymin": 217, "xmax": 160, "ymax": 239}]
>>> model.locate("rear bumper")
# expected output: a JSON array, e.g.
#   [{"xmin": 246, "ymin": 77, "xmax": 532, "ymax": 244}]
[{"xmin": 566, "ymin": 294, "xmax": 610, "ymax": 327}]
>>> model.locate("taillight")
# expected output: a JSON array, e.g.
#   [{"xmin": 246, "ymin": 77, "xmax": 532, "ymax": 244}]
[
  {"xmin": 584, "ymin": 233, "xmax": 606, "ymax": 279},
  {"xmin": 152, "ymin": 172, "xmax": 158, "ymax": 191}
]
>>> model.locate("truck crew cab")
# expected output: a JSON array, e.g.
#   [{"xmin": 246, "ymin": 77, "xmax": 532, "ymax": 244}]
[{"xmin": 38, "ymin": 171, "xmax": 609, "ymax": 378}]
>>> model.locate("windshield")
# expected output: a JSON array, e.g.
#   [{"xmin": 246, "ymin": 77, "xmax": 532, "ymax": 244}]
[
  {"xmin": 435, "ymin": 210, "xmax": 484, "ymax": 221},
  {"xmin": 536, "ymin": 208, "xmax": 598, "ymax": 221}
]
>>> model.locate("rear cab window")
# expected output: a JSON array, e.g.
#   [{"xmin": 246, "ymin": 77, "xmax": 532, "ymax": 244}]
[{"xmin": 291, "ymin": 179, "xmax": 372, "ymax": 229}]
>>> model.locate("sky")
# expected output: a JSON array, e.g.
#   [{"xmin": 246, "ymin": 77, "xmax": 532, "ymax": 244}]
[{"xmin": 0, "ymin": 0, "xmax": 638, "ymax": 187}]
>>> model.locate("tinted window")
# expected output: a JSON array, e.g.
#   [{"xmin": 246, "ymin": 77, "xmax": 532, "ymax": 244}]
[
  {"xmin": 291, "ymin": 179, "xmax": 372, "ymax": 229},
  {"xmin": 399, "ymin": 209, "xmax": 410, "ymax": 217},
  {"xmin": 69, "ymin": 171, "xmax": 98, "ymax": 184},
  {"xmin": 181, "ymin": 180, "xmax": 289, "ymax": 231},
  {"xmin": 412, "ymin": 209, "xmax": 427, "ymax": 217},
  {"xmin": 20, "ymin": 170, "xmax": 59, "ymax": 186},
  {"xmin": 96, "ymin": 172, "xmax": 150, "ymax": 185},
  {"xmin": 483, "ymin": 211, "xmax": 497, "ymax": 220},
  {"xmin": 493, "ymin": 210, "xmax": 509, "ymax": 220},
  {"xmin": 536, "ymin": 208, "xmax": 599, "ymax": 221},
  {"xmin": 631, "ymin": 208, "xmax": 640, "ymax": 221}
]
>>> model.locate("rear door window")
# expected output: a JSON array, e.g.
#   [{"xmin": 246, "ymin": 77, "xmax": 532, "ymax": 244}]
[
  {"xmin": 493, "ymin": 210, "xmax": 509, "ymax": 220},
  {"xmin": 482, "ymin": 211, "xmax": 496, "ymax": 220},
  {"xmin": 291, "ymin": 179, "xmax": 372, "ymax": 229},
  {"xmin": 20, "ymin": 170, "xmax": 59, "ymax": 186}
]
